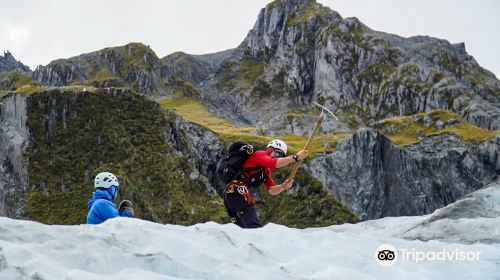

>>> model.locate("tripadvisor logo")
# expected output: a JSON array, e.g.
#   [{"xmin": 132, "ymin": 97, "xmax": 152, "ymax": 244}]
[
  {"xmin": 375, "ymin": 244, "xmax": 482, "ymax": 266},
  {"xmin": 375, "ymin": 244, "xmax": 397, "ymax": 267}
]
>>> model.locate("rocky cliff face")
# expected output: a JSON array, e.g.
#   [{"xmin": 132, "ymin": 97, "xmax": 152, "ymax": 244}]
[
  {"xmin": 31, "ymin": 44, "xmax": 233, "ymax": 99},
  {"xmin": 162, "ymin": 49, "xmax": 234, "ymax": 87},
  {"xmin": 1, "ymin": 0, "xmax": 498, "ymax": 226},
  {"xmin": 164, "ymin": 103, "xmax": 499, "ymax": 224},
  {"xmin": 0, "ymin": 94, "xmax": 28, "ymax": 183},
  {"xmin": 164, "ymin": 110, "xmax": 225, "ymax": 195},
  {"xmin": 307, "ymin": 128, "xmax": 499, "ymax": 220},
  {"xmin": 200, "ymin": 0, "xmax": 500, "ymax": 130},
  {"xmin": 24, "ymin": 0, "xmax": 500, "ymax": 130},
  {"xmin": 163, "ymin": 99, "xmax": 499, "ymax": 221},
  {"xmin": 0, "ymin": 51, "xmax": 30, "ymax": 73},
  {"xmin": 33, "ymin": 43, "xmax": 169, "ymax": 96},
  {"xmin": 0, "ymin": 94, "xmax": 29, "ymax": 217},
  {"xmin": 0, "ymin": 52, "xmax": 35, "ymax": 92}
]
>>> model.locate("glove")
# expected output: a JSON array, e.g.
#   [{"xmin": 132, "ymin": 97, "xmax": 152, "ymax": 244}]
[{"xmin": 118, "ymin": 200, "xmax": 134, "ymax": 217}]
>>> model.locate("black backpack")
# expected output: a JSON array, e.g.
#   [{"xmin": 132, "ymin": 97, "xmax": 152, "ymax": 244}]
[{"xmin": 216, "ymin": 141, "xmax": 258, "ymax": 184}]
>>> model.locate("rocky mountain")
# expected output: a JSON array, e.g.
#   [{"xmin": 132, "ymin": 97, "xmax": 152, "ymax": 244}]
[
  {"xmin": 165, "ymin": 99, "xmax": 499, "ymax": 220},
  {"xmin": 0, "ymin": 0, "xmax": 499, "ymax": 226},
  {"xmin": 0, "ymin": 52, "xmax": 35, "ymax": 93},
  {"xmin": 0, "ymin": 51, "xmax": 30, "ymax": 73},
  {"xmin": 26, "ymin": 0, "xmax": 500, "ymax": 131},
  {"xmin": 162, "ymin": 49, "xmax": 234, "ymax": 86},
  {"xmin": 199, "ymin": 0, "xmax": 500, "ymax": 130},
  {"xmin": 164, "ymin": 0, "xmax": 499, "ymax": 220},
  {"xmin": 307, "ymin": 128, "xmax": 499, "ymax": 220},
  {"xmin": 32, "ymin": 43, "xmax": 171, "ymax": 96},
  {"xmin": 30, "ymin": 43, "xmax": 234, "ymax": 100}
]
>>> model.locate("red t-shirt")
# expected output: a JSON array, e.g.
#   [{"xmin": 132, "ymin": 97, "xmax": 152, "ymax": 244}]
[{"xmin": 242, "ymin": 150, "xmax": 277, "ymax": 191}]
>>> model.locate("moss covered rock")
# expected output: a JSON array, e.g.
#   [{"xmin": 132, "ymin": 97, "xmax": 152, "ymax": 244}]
[
  {"xmin": 255, "ymin": 166, "xmax": 360, "ymax": 228},
  {"xmin": 24, "ymin": 87, "xmax": 227, "ymax": 225}
]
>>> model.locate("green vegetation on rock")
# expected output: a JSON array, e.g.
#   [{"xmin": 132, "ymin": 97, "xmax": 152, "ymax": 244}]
[
  {"xmin": 15, "ymin": 85, "xmax": 99, "ymax": 96},
  {"xmin": 218, "ymin": 60, "xmax": 265, "ymax": 90},
  {"xmin": 358, "ymin": 63, "xmax": 396, "ymax": 84},
  {"xmin": 159, "ymin": 97, "xmax": 358, "ymax": 227},
  {"xmin": 288, "ymin": 2, "xmax": 331, "ymax": 27},
  {"xmin": 21, "ymin": 88, "xmax": 358, "ymax": 228},
  {"xmin": 15, "ymin": 85, "xmax": 45, "ymax": 95},
  {"xmin": 160, "ymin": 97, "xmax": 347, "ymax": 154},
  {"xmin": 164, "ymin": 76, "xmax": 201, "ymax": 99},
  {"xmin": 25, "ymin": 88, "xmax": 227, "ymax": 225},
  {"xmin": 256, "ymin": 166, "xmax": 360, "ymax": 228},
  {"xmin": 44, "ymin": 42, "xmax": 165, "ymax": 94},
  {"xmin": 241, "ymin": 60, "xmax": 265, "ymax": 89},
  {"xmin": 436, "ymin": 50, "xmax": 465, "ymax": 77},
  {"xmin": 84, "ymin": 68, "xmax": 120, "ymax": 87},
  {"xmin": 120, "ymin": 42, "xmax": 159, "ymax": 71},
  {"xmin": 374, "ymin": 110, "xmax": 500, "ymax": 145},
  {"xmin": 0, "ymin": 71, "xmax": 39, "ymax": 92},
  {"xmin": 250, "ymin": 69, "xmax": 290, "ymax": 98},
  {"xmin": 218, "ymin": 63, "xmax": 238, "ymax": 90}
]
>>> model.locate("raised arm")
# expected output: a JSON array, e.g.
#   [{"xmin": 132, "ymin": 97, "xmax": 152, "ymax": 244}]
[{"xmin": 275, "ymin": 149, "xmax": 308, "ymax": 168}]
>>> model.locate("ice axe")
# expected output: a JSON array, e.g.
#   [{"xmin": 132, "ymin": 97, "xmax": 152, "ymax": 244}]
[{"xmin": 287, "ymin": 102, "xmax": 338, "ymax": 182}]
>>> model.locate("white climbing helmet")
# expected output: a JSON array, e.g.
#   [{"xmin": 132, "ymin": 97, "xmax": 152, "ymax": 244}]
[
  {"xmin": 266, "ymin": 139, "xmax": 287, "ymax": 155},
  {"xmin": 94, "ymin": 172, "xmax": 119, "ymax": 189}
]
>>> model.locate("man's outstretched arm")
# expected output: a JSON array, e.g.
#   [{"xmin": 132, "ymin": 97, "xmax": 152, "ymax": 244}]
[{"xmin": 275, "ymin": 149, "xmax": 308, "ymax": 168}]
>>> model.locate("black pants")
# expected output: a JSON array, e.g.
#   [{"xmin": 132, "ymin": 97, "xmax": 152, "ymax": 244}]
[{"xmin": 223, "ymin": 187, "xmax": 262, "ymax": 229}]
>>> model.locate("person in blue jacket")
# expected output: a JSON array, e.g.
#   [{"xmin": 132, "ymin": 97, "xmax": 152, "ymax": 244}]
[{"xmin": 87, "ymin": 171, "xmax": 135, "ymax": 224}]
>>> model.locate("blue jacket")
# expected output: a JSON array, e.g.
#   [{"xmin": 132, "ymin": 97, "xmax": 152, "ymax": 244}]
[{"xmin": 86, "ymin": 187, "xmax": 132, "ymax": 224}]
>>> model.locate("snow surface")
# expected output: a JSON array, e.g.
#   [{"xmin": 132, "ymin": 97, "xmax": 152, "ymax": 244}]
[{"xmin": 1, "ymin": 181, "xmax": 499, "ymax": 280}]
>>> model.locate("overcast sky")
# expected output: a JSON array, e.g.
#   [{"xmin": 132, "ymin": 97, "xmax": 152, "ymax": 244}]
[{"xmin": 1, "ymin": 0, "xmax": 499, "ymax": 78}]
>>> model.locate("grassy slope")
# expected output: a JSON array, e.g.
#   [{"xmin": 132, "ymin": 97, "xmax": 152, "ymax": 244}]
[
  {"xmin": 0, "ymin": 71, "xmax": 39, "ymax": 94},
  {"xmin": 374, "ymin": 110, "xmax": 500, "ymax": 146},
  {"xmin": 160, "ymin": 97, "xmax": 347, "ymax": 154}
]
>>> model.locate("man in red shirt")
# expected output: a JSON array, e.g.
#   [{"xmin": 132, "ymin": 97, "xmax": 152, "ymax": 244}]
[{"xmin": 223, "ymin": 139, "xmax": 308, "ymax": 228}]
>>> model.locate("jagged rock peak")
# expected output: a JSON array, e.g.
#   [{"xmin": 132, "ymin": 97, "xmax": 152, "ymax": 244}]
[
  {"xmin": 162, "ymin": 49, "xmax": 234, "ymax": 86},
  {"xmin": 0, "ymin": 51, "xmax": 31, "ymax": 73},
  {"xmin": 239, "ymin": 0, "xmax": 341, "ymax": 58},
  {"xmin": 106, "ymin": 42, "xmax": 159, "ymax": 60},
  {"xmin": 3, "ymin": 51, "xmax": 13, "ymax": 58},
  {"xmin": 260, "ymin": 0, "xmax": 341, "ymax": 29},
  {"xmin": 35, "ymin": 42, "xmax": 159, "ymax": 71},
  {"xmin": 267, "ymin": 0, "xmax": 317, "ymax": 10},
  {"xmin": 32, "ymin": 42, "xmax": 166, "ymax": 95}
]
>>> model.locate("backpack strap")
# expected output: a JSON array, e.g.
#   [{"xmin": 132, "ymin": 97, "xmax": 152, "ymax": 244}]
[{"xmin": 234, "ymin": 166, "xmax": 265, "ymax": 186}]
